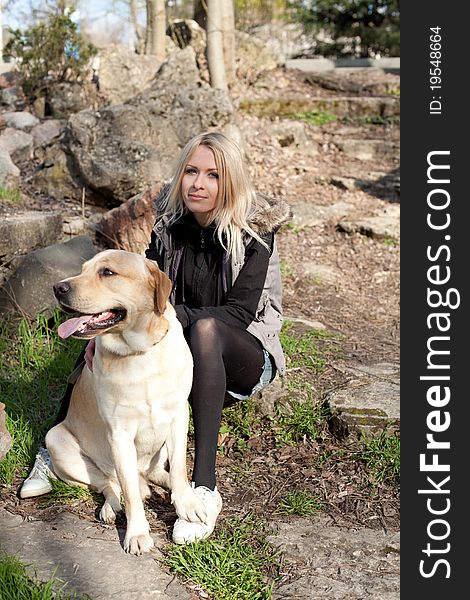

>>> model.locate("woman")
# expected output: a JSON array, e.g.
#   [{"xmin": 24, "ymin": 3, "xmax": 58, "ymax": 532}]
[{"xmin": 20, "ymin": 131, "xmax": 290, "ymax": 544}]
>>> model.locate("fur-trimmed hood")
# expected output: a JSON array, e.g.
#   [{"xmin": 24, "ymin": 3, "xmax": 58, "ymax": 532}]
[
  {"xmin": 153, "ymin": 183, "xmax": 291, "ymax": 235},
  {"xmin": 249, "ymin": 192, "xmax": 292, "ymax": 235}
]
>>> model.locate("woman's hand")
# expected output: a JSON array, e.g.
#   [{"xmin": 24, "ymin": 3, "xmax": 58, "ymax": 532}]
[{"xmin": 84, "ymin": 338, "xmax": 96, "ymax": 372}]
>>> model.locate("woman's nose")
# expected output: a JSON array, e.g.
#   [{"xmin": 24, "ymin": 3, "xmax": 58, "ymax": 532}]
[{"xmin": 192, "ymin": 173, "xmax": 204, "ymax": 189}]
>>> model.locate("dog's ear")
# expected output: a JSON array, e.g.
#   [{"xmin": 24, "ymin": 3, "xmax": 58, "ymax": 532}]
[{"xmin": 146, "ymin": 260, "xmax": 172, "ymax": 315}]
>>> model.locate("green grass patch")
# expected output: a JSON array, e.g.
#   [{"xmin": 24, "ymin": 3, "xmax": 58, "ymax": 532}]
[
  {"xmin": 286, "ymin": 111, "xmax": 337, "ymax": 126},
  {"xmin": 0, "ymin": 185, "xmax": 22, "ymax": 204},
  {"xmin": 272, "ymin": 392, "xmax": 329, "ymax": 445},
  {"xmin": 358, "ymin": 430, "xmax": 400, "ymax": 489},
  {"xmin": 0, "ymin": 553, "xmax": 90, "ymax": 599},
  {"xmin": 280, "ymin": 320, "xmax": 331, "ymax": 372},
  {"xmin": 163, "ymin": 514, "xmax": 279, "ymax": 600},
  {"xmin": 219, "ymin": 397, "xmax": 259, "ymax": 453},
  {"xmin": 0, "ymin": 310, "xmax": 84, "ymax": 485},
  {"xmin": 40, "ymin": 479, "xmax": 99, "ymax": 507},
  {"xmin": 278, "ymin": 490, "xmax": 323, "ymax": 516}
]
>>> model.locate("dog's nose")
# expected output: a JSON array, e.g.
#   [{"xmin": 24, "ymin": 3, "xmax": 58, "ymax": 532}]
[{"xmin": 53, "ymin": 281, "xmax": 71, "ymax": 297}]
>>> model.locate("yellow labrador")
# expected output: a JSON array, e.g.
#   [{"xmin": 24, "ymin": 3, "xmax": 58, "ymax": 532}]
[{"xmin": 45, "ymin": 250, "xmax": 205, "ymax": 555}]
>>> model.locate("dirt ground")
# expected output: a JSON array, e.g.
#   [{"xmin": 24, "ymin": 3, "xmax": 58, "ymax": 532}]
[{"xmin": 1, "ymin": 66, "xmax": 400, "ymax": 594}]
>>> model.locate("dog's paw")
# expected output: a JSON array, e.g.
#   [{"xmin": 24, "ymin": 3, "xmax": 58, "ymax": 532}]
[
  {"xmin": 99, "ymin": 501, "xmax": 120, "ymax": 524},
  {"xmin": 172, "ymin": 487, "xmax": 207, "ymax": 523},
  {"xmin": 124, "ymin": 532, "xmax": 154, "ymax": 555}
]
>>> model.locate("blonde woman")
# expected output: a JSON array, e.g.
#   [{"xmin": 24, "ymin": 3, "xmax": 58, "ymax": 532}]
[{"xmin": 20, "ymin": 132, "xmax": 290, "ymax": 544}]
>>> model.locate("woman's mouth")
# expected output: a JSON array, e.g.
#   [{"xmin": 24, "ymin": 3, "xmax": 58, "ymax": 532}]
[{"xmin": 189, "ymin": 194, "xmax": 208, "ymax": 201}]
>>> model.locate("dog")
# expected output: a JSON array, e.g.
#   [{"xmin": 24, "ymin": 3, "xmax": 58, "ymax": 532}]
[{"xmin": 45, "ymin": 249, "xmax": 205, "ymax": 555}]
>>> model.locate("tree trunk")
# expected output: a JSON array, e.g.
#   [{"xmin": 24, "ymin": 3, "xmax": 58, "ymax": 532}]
[
  {"xmin": 145, "ymin": 0, "xmax": 166, "ymax": 61},
  {"xmin": 220, "ymin": 0, "xmax": 235, "ymax": 84},
  {"xmin": 206, "ymin": 0, "xmax": 227, "ymax": 91},
  {"xmin": 129, "ymin": 0, "xmax": 144, "ymax": 51}
]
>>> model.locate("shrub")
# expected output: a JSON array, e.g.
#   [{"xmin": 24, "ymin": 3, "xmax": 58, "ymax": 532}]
[{"xmin": 4, "ymin": 10, "xmax": 97, "ymax": 102}]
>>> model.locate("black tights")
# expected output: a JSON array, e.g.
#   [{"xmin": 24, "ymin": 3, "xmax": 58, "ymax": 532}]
[
  {"xmin": 186, "ymin": 318, "xmax": 266, "ymax": 490},
  {"xmin": 53, "ymin": 318, "xmax": 267, "ymax": 491}
]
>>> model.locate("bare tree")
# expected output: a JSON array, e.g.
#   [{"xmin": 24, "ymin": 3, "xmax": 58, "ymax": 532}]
[
  {"xmin": 206, "ymin": 0, "xmax": 227, "ymax": 91},
  {"xmin": 220, "ymin": 0, "xmax": 235, "ymax": 84},
  {"xmin": 145, "ymin": 0, "xmax": 166, "ymax": 60},
  {"xmin": 129, "ymin": 0, "xmax": 144, "ymax": 50}
]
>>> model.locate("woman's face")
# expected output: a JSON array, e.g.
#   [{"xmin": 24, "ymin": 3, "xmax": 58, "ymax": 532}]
[{"xmin": 181, "ymin": 145, "xmax": 219, "ymax": 227}]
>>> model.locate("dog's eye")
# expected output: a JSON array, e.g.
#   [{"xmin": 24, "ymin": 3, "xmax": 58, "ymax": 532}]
[{"xmin": 100, "ymin": 268, "xmax": 116, "ymax": 277}]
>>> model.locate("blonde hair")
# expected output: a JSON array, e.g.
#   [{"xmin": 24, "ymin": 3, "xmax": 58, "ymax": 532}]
[{"xmin": 160, "ymin": 131, "xmax": 267, "ymax": 261}]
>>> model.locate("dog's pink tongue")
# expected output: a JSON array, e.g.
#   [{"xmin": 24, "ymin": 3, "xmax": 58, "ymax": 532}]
[{"xmin": 58, "ymin": 315, "xmax": 92, "ymax": 339}]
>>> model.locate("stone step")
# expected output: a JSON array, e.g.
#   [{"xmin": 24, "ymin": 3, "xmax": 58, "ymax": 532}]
[
  {"xmin": 325, "ymin": 362, "xmax": 400, "ymax": 437},
  {"xmin": 0, "ymin": 211, "xmax": 63, "ymax": 257},
  {"xmin": 239, "ymin": 96, "xmax": 399, "ymax": 119}
]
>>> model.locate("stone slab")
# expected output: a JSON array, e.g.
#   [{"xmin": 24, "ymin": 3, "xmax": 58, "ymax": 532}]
[
  {"xmin": 339, "ymin": 205, "xmax": 400, "ymax": 241},
  {"xmin": 268, "ymin": 516, "xmax": 400, "ymax": 599},
  {"xmin": 325, "ymin": 363, "xmax": 400, "ymax": 437},
  {"xmin": 0, "ymin": 508, "xmax": 190, "ymax": 600},
  {"xmin": 0, "ymin": 211, "xmax": 63, "ymax": 256}
]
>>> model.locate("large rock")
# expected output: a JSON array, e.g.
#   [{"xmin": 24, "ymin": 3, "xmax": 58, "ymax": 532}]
[
  {"xmin": 65, "ymin": 105, "xmax": 181, "ymax": 205},
  {"xmin": 235, "ymin": 31, "xmax": 277, "ymax": 80},
  {"xmin": 47, "ymin": 81, "xmax": 101, "ymax": 118},
  {"xmin": 97, "ymin": 42, "xmax": 174, "ymax": 105},
  {"xmin": 0, "ymin": 111, "xmax": 39, "ymax": 130},
  {"xmin": 0, "ymin": 236, "xmax": 97, "ymax": 316},
  {"xmin": 59, "ymin": 47, "xmax": 234, "ymax": 206},
  {"xmin": 30, "ymin": 119, "xmax": 64, "ymax": 148},
  {"xmin": 0, "ymin": 128, "xmax": 34, "ymax": 162},
  {"xmin": 166, "ymin": 19, "xmax": 209, "ymax": 81},
  {"xmin": 30, "ymin": 144, "xmax": 84, "ymax": 200},
  {"xmin": 97, "ymin": 185, "xmax": 161, "ymax": 253},
  {"xmin": 31, "ymin": 47, "xmax": 235, "ymax": 207}
]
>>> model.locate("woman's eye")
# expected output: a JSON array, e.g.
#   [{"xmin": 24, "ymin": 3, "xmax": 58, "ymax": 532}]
[
  {"xmin": 185, "ymin": 167, "xmax": 196, "ymax": 175},
  {"xmin": 209, "ymin": 172, "xmax": 219, "ymax": 179},
  {"xmin": 101, "ymin": 268, "xmax": 115, "ymax": 277}
]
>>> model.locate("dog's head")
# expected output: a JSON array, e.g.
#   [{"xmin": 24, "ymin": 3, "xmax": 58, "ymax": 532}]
[{"xmin": 54, "ymin": 250, "xmax": 172, "ymax": 340}]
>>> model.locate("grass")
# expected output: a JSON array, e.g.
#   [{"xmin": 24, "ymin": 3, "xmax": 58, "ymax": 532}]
[
  {"xmin": 278, "ymin": 490, "xmax": 323, "ymax": 516},
  {"xmin": 272, "ymin": 391, "xmax": 329, "ymax": 445},
  {"xmin": 286, "ymin": 111, "xmax": 337, "ymax": 126},
  {"xmin": 280, "ymin": 320, "xmax": 331, "ymax": 372},
  {"xmin": 163, "ymin": 514, "xmax": 279, "ymax": 600},
  {"xmin": 0, "ymin": 185, "xmax": 22, "ymax": 204},
  {"xmin": 0, "ymin": 553, "xmax": 90, "ymax": 599},
  {"xmin": 221, "ymin": 397, "xmax": 256, "ymax": 438},
  {"xmin": 358, "ymin": 430, "xmax": 400, "ymax": 489},
  {"xmin": 40, "ymin": 479, "xmax": 99, "ymax": 507},
  {"xmin": 0, "ymin": 310, "xmax": 84, "ymax": 485}
]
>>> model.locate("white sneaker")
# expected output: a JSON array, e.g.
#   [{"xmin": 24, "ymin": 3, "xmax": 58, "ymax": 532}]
[
  {"xmin": 19, "ymin": 446, "xmax": 56, "ymax": 498},
  {"xmin": 172, "ymin": 485, "xmax": 223, "ymax": 545}
]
